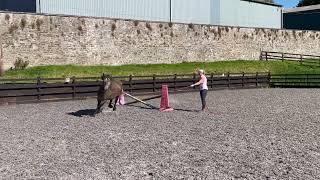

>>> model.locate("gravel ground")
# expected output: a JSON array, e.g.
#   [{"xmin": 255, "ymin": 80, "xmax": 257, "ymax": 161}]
[{"xmin": 0, "ymin": 88, "xmax": 320, "ymax": 179}]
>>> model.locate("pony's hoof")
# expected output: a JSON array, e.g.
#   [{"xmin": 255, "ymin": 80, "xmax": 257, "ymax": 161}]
[{"xmin": 108, "ymin": 105, "xmax": 114, "ymax": 108}]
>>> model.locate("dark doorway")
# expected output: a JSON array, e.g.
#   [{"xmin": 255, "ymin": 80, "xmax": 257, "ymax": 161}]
[
  {"xmin": 0, "ymin": 0, "xmax": 36, "ymax": 13},
  {"xmin": 284, "ymin": 10, "xmax": 320, "ymax": 31}
]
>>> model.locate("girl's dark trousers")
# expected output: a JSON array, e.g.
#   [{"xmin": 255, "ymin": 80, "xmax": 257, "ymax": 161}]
[{"xmin": 200, "ymin": 89, "xmax": 208, "ymax": 110}]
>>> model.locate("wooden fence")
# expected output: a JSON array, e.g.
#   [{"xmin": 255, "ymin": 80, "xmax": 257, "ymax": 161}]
[
  {"xmin": 270, "ymin": 74, "xmax": 320, "ymax": 88},
  {"xmin": 0, "ymin": 73, "xmax": 270, "ymax": 104},
  {"xmin": 260, "ymin": 51, "xmax": 320, "ymax": 67}
]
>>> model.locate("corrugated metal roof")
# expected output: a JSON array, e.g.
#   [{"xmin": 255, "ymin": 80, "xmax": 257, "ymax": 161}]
[
  {"xmin": 284, "ymin": 4, "xmax": 320, "ymax": 13},
  {"xmin": 241, "ymin": 0, "xmax": 282, "ymax": 7}
]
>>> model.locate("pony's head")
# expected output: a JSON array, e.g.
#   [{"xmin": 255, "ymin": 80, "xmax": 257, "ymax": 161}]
[{"xmin": 102, "ymin": 75, "xmax": 112, "ymax": 90}]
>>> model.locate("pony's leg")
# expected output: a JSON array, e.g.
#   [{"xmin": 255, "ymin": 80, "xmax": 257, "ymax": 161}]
[
  {"xmin": 113, "ymin": 96, "xmax": 119, "ymax": 111},
  {"xmin": 95, "ymin": 100, "xmax": 105, "ymax": 115},
  {"xmin": 95, "ymin": 101, "xmax": 101, "ymax": 115},
  {"xmin": 108, "ymin": 100, "xmax": 113, "ymax": 108}
]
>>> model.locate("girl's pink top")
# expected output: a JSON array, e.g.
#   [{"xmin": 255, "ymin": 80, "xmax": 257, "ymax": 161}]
[{"xmin": 199, "ymin": 75, "xmax": 208, "ymax": 90}]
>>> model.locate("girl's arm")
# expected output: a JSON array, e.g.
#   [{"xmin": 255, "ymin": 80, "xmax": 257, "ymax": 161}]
[{"xmin": 191, "ymin": 77, "xmax": 205, "ymax": 87}]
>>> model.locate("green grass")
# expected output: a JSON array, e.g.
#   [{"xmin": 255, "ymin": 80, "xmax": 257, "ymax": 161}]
[{"xmin": 2, "ymin": 60, "xmax": 320, "ymax": 79}]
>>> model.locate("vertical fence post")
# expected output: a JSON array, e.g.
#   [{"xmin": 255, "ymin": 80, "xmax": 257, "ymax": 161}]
[
  {"xmin": 193, "ymin": 73, "xmax": 196, "ymax": 90},
  {"xmin": 265, "ymin": 52, "xmax": 268, "ymax": 61},
  {"xmin": 227, "ymin": 72, "xmax": 230, "ymax": 88},
  {"xmin": 37, "ymin": 76, "xmax": 41, "ymax": 101},
  {"xmin": 153, "ymin": 74, "xmax": 156, "ymax": 92},
  {"xmin": 129, "ymin": 74, "xmax": 133, "ymax": 94},
  {"xmin": 282, "ymin": 53, "xmax": 284, "ymax": 62},
  {"xmin": 300, "ymin": 55, "xmax": 303, "ymax": 65},
  {"xmin": 268, "ymin": 71, "xmax": 271, "ymax": 87},
  {"xmin": 256, "ymin": 72, "xmax": 259, "ymax": 87},
  {"xmin": 242, "ymin": 72, "xmax": 245, "ymax": 87},
  {"xmin": 71, "ymin": 76, "xmax": 76, "ymax": 84},
  {"xmin": 211, "ymin": 73, "xmax": 214, "ymax": 89},
  {"xmin": 173, "ymin": 74, "xmax": 177, "ymax": 91},
  {"xmin": 72, "ymin": 76, "xmax": 76, "ymax": 99},
  {"xmin": 259, "ymin": 52, "xmax": 262, "ymax": 60},
  {"xmin": 259, "ymin": 51, "xmax": 264, "ymax": 61}
]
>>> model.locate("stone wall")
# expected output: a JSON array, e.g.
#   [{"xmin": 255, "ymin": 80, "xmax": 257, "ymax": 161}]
[{"xmin": 0, "ymin": 11, "xmax": 320, "ymax": 69}]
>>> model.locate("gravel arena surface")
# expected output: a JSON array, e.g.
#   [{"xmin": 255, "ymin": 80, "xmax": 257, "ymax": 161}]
[{"xmin": 0, "ymin": 89, "xmax": 320, "ymax": 179}]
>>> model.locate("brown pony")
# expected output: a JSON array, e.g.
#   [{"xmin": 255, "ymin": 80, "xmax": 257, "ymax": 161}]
[{"xmin": 95, "ymin": 75, "xmax": 123, "ymax": 115}]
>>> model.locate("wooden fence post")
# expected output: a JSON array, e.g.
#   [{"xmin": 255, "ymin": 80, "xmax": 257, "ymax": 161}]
[
  {"xmin": 256, "ymin": 72, "xmax": 259, "ymax": 87},
  {"xmin": 153, "ymin": 74, "xmax": 156, "ymax": 92},
  {"xmin": 268, "ymin": 71, "xmax": 271, "ymax": 87},
  {"xmin": 300, "ymin": 55, "xmax": 303, "ymax": 65},
  {"xmin": 37, "ymin": 76, "xmax": 41, "ymax": 101},
  {"xmin": 129, "ymin": 74, "xmax": 133, "ymax": 93},
  {"xmin": 282, "ymin": 53, "xmax": 284, "ymax": 62},
  {"xmin": 173, "ymin": 74, "xmax": 177, "ymax": 91},
  {"xmin": 193, "ymin": 73, "xmax": 196, "ymax": 89},
  {"xmin": 227, "ymin": 72, "xmax": 230, "ymax": 88},
  {"xmin": 211, "ymin": 73, "xmax": 214, "ymax": 89},
  {"xmin": 265, "ymin": 52, "xmax": 268, "ymax": 61},
  {"xmin": 242, "ymin": 72, "xmax": 245, "ymax": 87},
  {"xmin": 71, "ymin": 76, "xmax": 76, "ymax": 84},
  {"xmin": 72, "ymin": 76, "xmax": 76, "ymax": 99}
]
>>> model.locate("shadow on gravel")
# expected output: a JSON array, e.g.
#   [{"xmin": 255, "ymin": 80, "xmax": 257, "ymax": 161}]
[
  {"xmin": 126, "ymin": 104, "xmax": 199, "ymax": 112},
  {"xmin": 125, "ymin": 104, "xmax": 156, "ymax": 110},
  {"xmin": 67, "ymin": 109, "xmax": 96, "ymax": 117},
  {"xmin": 174, "ymin": 108, "xmax": 200, "ymax": 112}
]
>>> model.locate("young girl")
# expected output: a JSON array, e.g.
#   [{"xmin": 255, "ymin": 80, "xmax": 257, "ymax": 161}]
[{"xmin": 190, "ymin": 69, "xmax": 208, "ymax": 111}]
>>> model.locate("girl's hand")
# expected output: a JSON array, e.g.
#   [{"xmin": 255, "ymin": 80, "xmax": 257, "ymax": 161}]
[{"xmin": 190, "ymin": 84, "xmax": 195, "ymax": 87}]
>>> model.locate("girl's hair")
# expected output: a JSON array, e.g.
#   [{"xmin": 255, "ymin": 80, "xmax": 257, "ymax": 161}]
[{"xmin": 198, "ymin": 69, "xmax": 205, "ymax": 74}]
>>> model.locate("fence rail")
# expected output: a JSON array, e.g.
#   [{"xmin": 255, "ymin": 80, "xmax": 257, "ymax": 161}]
[
  {"xmin": 260, "ymin": 51, "xmax": 320, "ymax": 67},
  {"xmin": 1, "ymin": 72, "xmax": 320, "ymax": 105},
  {"xmin": 0, "ymin": 73, "xmax": 270, "ymax": 105},
  {"xmin": 270, "ymin": 74, "xmax": 320, "ymax": 88}
]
